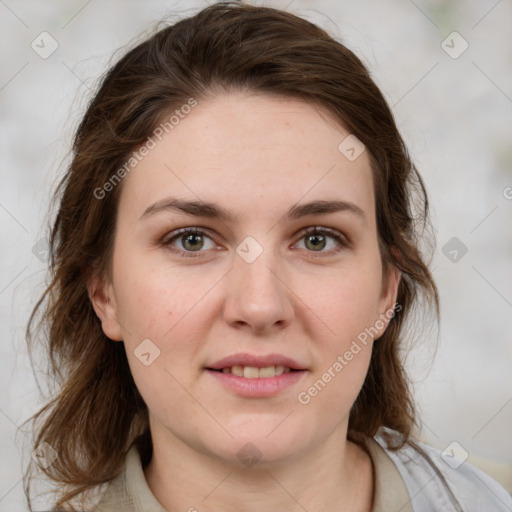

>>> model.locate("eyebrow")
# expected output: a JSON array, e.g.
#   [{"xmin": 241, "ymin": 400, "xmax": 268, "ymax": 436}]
[{"xmin": 140, "ymin": 197, "xmax": 367, "ymax": 224}]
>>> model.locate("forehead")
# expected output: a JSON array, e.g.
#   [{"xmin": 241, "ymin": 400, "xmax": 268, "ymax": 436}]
[{"xmin": 118, "ymin": 92, "xmax": 375, "ymax": 225}]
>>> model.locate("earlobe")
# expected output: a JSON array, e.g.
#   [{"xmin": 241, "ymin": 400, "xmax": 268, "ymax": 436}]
[{"xmin": 86, "ymin": 272, "xmax": 124, "ymax": 342}]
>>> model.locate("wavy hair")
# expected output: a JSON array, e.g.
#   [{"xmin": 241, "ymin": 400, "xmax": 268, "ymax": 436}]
[{"xmin": 23, "ymin": 2, "xmax": 439, "ymax": 510}]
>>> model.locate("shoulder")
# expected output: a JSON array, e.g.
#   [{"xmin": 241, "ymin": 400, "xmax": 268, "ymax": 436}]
[
  {"xmin": 96, "ymin": 444, "xmax": 167, "ymax": 512},
  {"xmin": 374, "ymin": 431, "xmax": 512, "ymax": 512}
]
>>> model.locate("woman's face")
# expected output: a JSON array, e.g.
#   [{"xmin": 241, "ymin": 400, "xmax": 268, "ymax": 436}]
[{"xmin": 90, "ymin": 92, "xmax": 400, "ymax": 466}]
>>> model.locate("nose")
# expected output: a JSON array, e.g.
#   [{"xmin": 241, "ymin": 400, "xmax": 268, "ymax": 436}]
[{"xmin": 222, "ymin": 245, "xmax": 295, "ymax": 334}]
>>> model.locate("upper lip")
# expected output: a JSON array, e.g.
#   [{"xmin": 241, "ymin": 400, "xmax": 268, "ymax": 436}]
[{"xmin": 207, "ymin": 353, "xmax": 306, "ymax": 371}]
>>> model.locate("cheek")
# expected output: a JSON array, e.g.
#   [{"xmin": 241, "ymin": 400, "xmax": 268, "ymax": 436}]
[
  {"xmin": 112, "ymin": 250, "xmax": 211, "ymax": 340},
  {"xmin": 111, "ymin": 254, "xmax": 217, "ymax": 386},
  {"xmin": 300, "ymin": 261, "xmax": 383, "ymax": 344},
  {"xmin": 113, "ymin": 264, "xmax": 208, "ymax": 418},
  {"xmin": 115, "ymin": 278, "xmax": 173, "ymax": 339},
  {"xmin": 293, "ymin": 262, "xmax": 381, "ymax": 405}
]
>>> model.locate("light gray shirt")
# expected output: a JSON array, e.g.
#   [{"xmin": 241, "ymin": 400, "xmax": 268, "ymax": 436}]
[{"xmin": 94, "ymin": 434, "xmax": 512, "ymax": 511}]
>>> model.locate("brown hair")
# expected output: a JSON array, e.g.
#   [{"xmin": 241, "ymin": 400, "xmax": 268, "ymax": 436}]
[{"xmin": 23, "ymin": 2, "xmax": 439, "ymax": 510}]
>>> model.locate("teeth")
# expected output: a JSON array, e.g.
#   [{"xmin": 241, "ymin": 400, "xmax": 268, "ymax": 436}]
[
  {"xmin": 275, "ymin": 365, "xmax": 285, "ymax": 376},
  {"xmin": 220, "ymin": 365, "xmax": 293, "ymax": 378},
  {"xmin": 259, "ymin": 366, "xmax": 276, "ymax": 378},
  {"xmin": 244, "ymin": 366, "xmax": 259, "ymax": 378},
  {"xmin": 232, "ymin": 365, "xmax": 244, "ymax": 377}
]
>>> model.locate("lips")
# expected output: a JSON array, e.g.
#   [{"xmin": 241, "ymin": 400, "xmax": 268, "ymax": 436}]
[
  {"xmin": 205, "ymin": 353, "xmax": 308, "ymax": 395},
  {"xmin": 217, "ymin": 365, "xmax": 293, "ymax": 378},
  {"xmin": 206, "ymin": 352, "xmax": 306, "ymax": 372}
]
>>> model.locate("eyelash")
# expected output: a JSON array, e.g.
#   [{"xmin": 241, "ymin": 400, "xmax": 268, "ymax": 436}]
[{"xmin": 161, "ymin": 226, "xmax": 350, "ymax": 259}]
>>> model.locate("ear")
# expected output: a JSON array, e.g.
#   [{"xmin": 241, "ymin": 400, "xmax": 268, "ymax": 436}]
[
  {"xmin": 86, "ymin": 270, "xmax": 124, "ymax": 342},
  {"xmin": 374, "ymin": 260, "xmax": 402, "ymax": 340}
]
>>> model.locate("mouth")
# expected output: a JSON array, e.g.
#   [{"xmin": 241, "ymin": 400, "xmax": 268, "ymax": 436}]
[
  {"xmin": 205, "ymin": 353, "xmax": 307, "ymax": 396},
  {"xmin": 205, "ymin": 364, "xmax": 306, "ymax": 397},
  {"xmin": 207, "ymin": 365, "xmax": 300, "ymax": 379}
]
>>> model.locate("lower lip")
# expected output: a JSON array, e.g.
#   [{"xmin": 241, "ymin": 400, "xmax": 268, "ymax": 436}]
[{"xmin": 205, "ymin": 369, "xmax": 306, "ymax": 397}]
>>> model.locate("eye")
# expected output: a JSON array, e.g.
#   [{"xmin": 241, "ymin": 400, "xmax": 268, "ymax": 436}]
[
  {"xmin": 161, "ymin": 226, "xmax": 350, "ymax": 258},
  {"xmin": 294, "ymin": 226, "xmax": 350, "ymax": 255},
  {"xmin": 162, "ymin": 228, "xmax": 217, "ymax": 257}
]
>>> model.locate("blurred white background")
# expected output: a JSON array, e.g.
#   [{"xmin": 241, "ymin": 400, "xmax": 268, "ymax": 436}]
[{"xmin": 1, "ymin": 0, "xmax": 511, "ymax": 510}]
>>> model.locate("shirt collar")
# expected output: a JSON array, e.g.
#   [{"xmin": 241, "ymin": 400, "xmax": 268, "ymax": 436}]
[{"xmin": 98, "ymin": 437, "xmax": 412, "ymax": 512}]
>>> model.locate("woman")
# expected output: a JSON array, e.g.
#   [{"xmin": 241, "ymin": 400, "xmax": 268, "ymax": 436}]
[{"xmin": 24, "ymin": 2, "xmax": 511, "ymax": 511}]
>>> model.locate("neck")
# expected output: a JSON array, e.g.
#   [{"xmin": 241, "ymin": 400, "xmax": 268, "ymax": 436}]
[{"xmin": 143, "ymin": 424, "xmax": 374, "ymax": 512}]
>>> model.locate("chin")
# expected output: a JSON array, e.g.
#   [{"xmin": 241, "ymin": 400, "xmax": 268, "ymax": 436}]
[
  {"xmin": 210, "ymin": 443, "xmax": 304, "ymax": 470},
  {"xmin": 203, "ymin": 426, "xmax": 312, "ymax": 469}
]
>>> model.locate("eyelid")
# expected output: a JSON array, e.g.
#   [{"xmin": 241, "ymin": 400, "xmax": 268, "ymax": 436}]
[
  {"xmin": 160, "ymin": 225, "xmax": 350, "ymax": 257},
  {"xmin": 298, "ymin": 226, "xmax": 350, "ymax": 248},
  {"xmin": 161, "ymin": 226, "xmax": 216, "ymax": 244}
]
